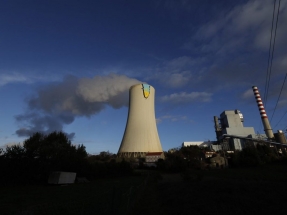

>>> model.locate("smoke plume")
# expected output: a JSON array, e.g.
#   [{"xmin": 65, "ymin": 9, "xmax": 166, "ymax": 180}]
[{"xmin": 16, "ymin": 74, "xmax": 141, "ymax": 138}]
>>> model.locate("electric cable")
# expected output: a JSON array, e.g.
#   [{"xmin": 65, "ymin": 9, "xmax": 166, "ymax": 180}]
[
  {"xmin": 264, "ymin": 0, "xmax": 277, "ymax": 105},
  {"xmin": 266, "ymin": 0, "xmax": 282, "ymax": 130},
  {"xmin": 273, "ymin": 110, "xmax": 287, "ymax": 129},
  {"xmin": 270, "ymin": 73, "xmax": 287, "ymax": 123},
  {"xmin": 265, "ymin": 0, "xmax": 281, "ymax": 107}
]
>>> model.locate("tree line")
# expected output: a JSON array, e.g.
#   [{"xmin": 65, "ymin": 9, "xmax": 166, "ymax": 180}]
[
  {"xmin": 156, "ymin": 143, "xmax": 287, "ymax": 173},
  {"xmin": 0, "ymin": 132, "xmax": 132, "ymax": 185}
]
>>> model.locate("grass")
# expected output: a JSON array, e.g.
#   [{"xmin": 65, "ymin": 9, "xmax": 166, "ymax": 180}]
[
  {"xmin": 2, "ymin": 164, "xmax": 287, "ymax": 215},
  {"xmin": 139, "ymin": 163, "xmax": 287, "ymax": 215},
  {"xmin": 0, "ymin": 176, "xmax": 146, "ymax": 215}
]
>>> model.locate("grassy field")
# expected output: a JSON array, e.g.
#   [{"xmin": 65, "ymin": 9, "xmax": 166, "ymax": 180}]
[
  {"xmin": 1, "ymin": 175, "xmax": 146, "ymax": 215},
  {"xmin": 136, "ymin": 163, "xmax": 287, "ymax": 215},
  {"xmin": 2, "ymin": 164, "xmax": 287, "ymax": 215}
]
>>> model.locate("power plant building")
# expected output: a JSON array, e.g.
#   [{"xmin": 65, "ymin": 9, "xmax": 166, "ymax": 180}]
[
  {"xmin": 182, "ymin": 141, "xmax": 222, "ymax": 152},
  {"xmin": 212, "ymin": 86, "xmax": 287, "ymax": 151},
  {"xmin": 118, "ymin": 84, "xmax": 164, "ymax": 160},
  {"xmin": 215, "ymin": 110, "xmax": 256, "ymax": 151}
]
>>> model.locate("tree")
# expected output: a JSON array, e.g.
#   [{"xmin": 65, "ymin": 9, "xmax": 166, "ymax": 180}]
[
  {"xmin": 1, "ymin": 131, "xmax": 88, "ymax": 184},
  {"xmin": 23, "ymin": 132, "xmax": 44, "ymax": 158},
  {"xmin": 4, "ymin": 144, "xmax": 25, "ymax": 159},
  {"xmin": 87, "ymin": 151, "xmax": 115, "ymax": 163}
]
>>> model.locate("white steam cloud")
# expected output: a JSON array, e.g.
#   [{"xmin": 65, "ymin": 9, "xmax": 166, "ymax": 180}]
[{"xmin": 16, "ymin": 74, "xmax": 141, "ymax": 138}]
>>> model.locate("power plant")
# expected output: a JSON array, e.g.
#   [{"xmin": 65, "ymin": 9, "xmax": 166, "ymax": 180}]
[
  {"xmin": 213, "ymin": 110, "xmax": 256, "ymax": 151},
  {"xmin": 118, "ymin": 84, "xmax": 286, "ymax": 160},
  {"xmin": 208, "ymin": 86, "xmax": 287, "ymax": 151},
  {"xmin": 117, "ymin": 84, "xmax": 164, "ymax": 159}
]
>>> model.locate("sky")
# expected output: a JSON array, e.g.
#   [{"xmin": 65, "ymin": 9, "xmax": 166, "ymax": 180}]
[{"xmin": 1, "ymin": 0, "xmax": 287, "ymax": 154}]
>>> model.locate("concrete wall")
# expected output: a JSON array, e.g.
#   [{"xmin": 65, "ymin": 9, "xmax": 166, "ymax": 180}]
[
  {"xmin": 219, "ymin": 110, "xmax": 256, "ymax": 151},
  {"xmin": 220, "ymin": 110, "xmax": 243, "ymax": 128},
  {"xmin": 224, "ymin": 127, "xmax": 256, "ymax": 136}
]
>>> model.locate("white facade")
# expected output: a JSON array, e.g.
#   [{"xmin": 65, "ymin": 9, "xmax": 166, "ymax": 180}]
[
  {"xmin": 182, "ymin": 141, "xmax": 212, "ymax": 147},
  {"xmin": 182, "ymin": 141, "xmax": 223, "ymax": 152},
  {"xmin": 118, "ymin": 84, "xmax": 163, "ymax": 158}
]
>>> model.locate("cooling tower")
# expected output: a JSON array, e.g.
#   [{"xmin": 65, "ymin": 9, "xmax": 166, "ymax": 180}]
[{"xmin": 118, "ymin": 84, "xmax": 164, "ymax": 158}]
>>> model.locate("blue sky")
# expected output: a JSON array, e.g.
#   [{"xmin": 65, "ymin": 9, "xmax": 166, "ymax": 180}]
[{"xmin": 1, "ymin": 0, "xmax": 287, "ymax": 154}]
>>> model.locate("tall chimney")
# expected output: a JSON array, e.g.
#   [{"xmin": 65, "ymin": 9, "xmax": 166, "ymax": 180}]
[{"xmin": 252, "ymin": 86, "xmax": 274, "ymax": 139}]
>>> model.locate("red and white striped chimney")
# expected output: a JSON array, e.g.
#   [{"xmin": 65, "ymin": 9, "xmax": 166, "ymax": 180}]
[{"xmin": 252, "ymin": 86, "xmax": 274, "ymax": 139}]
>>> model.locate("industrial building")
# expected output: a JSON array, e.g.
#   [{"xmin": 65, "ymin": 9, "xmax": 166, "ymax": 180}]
[
  {"xmin": 182, "ymin": 141, "xmax": 212, "ymax": 148},
  {"xmin": 181, "ymin": 109, "xmax": 256, "ymax": 152},
  {"xmin": 181, "ymin": 86, "xmax": 286, "ymax": 154},
  {"xmin": 182, "ymin": 141, "xmax": 221, "ymax": 151},
  {"xmin": 212, "ymin": 86, "xmax": 287, "ymax": 151},
  {"xmin": 117, "ymin": 84, "xmax": 164, "ymax": 160},
  {"xmin": 214, "ymin": 110, "xmax": 256, "ymax": 150}
]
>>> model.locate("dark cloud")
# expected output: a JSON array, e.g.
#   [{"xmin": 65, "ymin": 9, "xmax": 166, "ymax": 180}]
[
  {"xmin": 176, "ymin": 0, "xmax": 287, "ymax": 101},
  {"xmin": 15, "ymin": 112, "xmax": 76, "ymax": 139},
  {"xmin": 15, "ymin": 74, "xmax": 141, "ymax": 138}
]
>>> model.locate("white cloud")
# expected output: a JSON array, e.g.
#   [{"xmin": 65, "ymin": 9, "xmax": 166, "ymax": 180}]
[
  {"xmin": 149, "ymin": 56, "xmax": 206, "ymax": 88},
  {"xmin": 0, "ymin": 73, "xmax": 31, "ymax": 86},
  {"xmin": 156, "ymin": 114, "xmax": 188, "ymax": 124},
  {"xmin": 0, "ymin": 142, "xmax": 22, "ymax": 149},
  {"xmin": 280, "ymin": 55, "xmax": 287, "ymax": 67},
  {"xmin": 278, "ymin": 99, "xmax": 287, "ymax": 108},
  {"xmin": 0, "ymin": 72, "xmax": 61, "ymax": 87},
  {"xmin": 185, "ymin": 0, "xmax": 287, "ymax": 53},
  {"xmin": 241, "ymin": 89, "xmax": 254, "ymax": 100},
  {"xmin": 165, "ymin": 73, "xmax": 190, "ymax": 88},
  {"xmin": 161, "ymin": 91, "xmax": 212, "ymax": 103},
  {"xmin": 178, "ymin": 0, "xmax": 287, "ymax": 95}
]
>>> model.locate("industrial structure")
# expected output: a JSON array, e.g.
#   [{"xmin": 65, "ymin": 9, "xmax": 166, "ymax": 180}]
[
  {"xmin": 182, "ymin": 110, "xmax": 256, "ymax": 151},
  {"xmin": 210, "ymin": 86, "xmax": 287, "ymax": 151},
  {"xmin": 117, "ymin": 84, "xmax": 164, "ymax": 160},
  {"xmin": 251, "ymin": 86, "xmax": 286, "ymax": 144},
  {"xmin": 182, "ymin": 141, "xmax": 213, "ymax": 148},
  {"xmin": 252, "ymin": 86, "xmax": 274, "ymax": 139},
  {"xmin": 181, "ymin": 85, "xmax": 286, "ymax": 155},
  {"xmin": 274, "ymin": 130, "xmax": 287, "ymax": 144},
  {"xmin": 182, "ymin": 141, "xmax": 221, "ymax": 151},
  {"xmin": 213, "ymin": 110, "xmax": 256, "ymax": 150}
]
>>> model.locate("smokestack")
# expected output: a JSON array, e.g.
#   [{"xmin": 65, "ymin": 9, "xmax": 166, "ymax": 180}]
[
  {"xmin": 118, "ymin": 84, "xmax": 164, "ymax": 158},
  {"xmin": 252, "ymin": 86, "xmax": 274, "ymax": 139}
]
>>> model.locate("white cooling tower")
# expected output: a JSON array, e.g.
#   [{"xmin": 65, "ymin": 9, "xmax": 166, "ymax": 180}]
[{"xmin": 118, "ymin": 84, "xmax": 164, "ymax": 158}]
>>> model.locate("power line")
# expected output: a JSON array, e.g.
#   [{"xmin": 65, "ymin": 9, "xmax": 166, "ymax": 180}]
[
  {"xmin": 264, "ymin": 0, "xmax": 277, "ymax": 105},
  {"xmin": 274, "ymin": 110, "xmax": 287, "ymax": 129},
  {"xmin": 264, "ymin": 0, "xmax": 281, "ymax": 107},
  {"xmin": 270, "ymin": 73, "xmax": 287, "ymax": 123}
]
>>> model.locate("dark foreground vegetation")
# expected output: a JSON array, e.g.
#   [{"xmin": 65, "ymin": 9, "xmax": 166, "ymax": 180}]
[
  {"xmin": 0, "ymin": 132, "xmax": 132, "ymax": 185},
  {"xmin": 1, "ymin": 163, "xmax": 287, "ymax": 215},
  {"xmin": 1, "ymin": 132, "xmax": 287, "ymax": 214},
  {"xmin": 0, "ymin": 175, "xmax": 146, "ymax": 215},
  {"xmin": 138, "ymin": 163, "xmax": 287, "ymax": 215}
]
